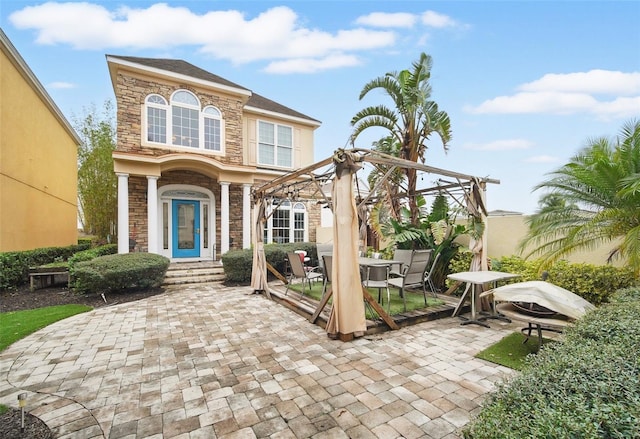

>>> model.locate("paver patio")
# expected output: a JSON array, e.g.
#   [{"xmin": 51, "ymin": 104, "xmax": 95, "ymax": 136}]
[{"xmin": 0, "ymin": 283, "xmax": 517, "ymax": 438}]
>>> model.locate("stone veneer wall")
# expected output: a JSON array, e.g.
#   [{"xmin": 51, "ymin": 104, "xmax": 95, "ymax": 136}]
[
  {"xmin": 115, "ymin": 73, "xmax": 244, "ymax": 165},
  {"xmin": 128, "ymin": 176, "xmax": 147, "ymax": 251}
]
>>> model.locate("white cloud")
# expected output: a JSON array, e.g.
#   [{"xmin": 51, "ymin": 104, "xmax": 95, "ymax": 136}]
[
  {"xmin": 355, "ymin": 12, "xmax": 416, "ymax": 28},
  {"xmin": 465, "ymin": 70, "xmax": 640, "ymax": 118},
  {"xmin": 355, "ymin": 10, "xmax": 462, "ymax": 30},
  {"xmin": 525, "ymin": 155, "xmax": 559, "ymax": 164},
  {"xmin": 463, "ymin": 139, "xmax": 533, "ymax": 151},
  {"xmin": 520, "ymin": 70, "xmax": 640, "ymax": 96},
  {"xmin": 264, "ymin": 54, "xmax": 361, "ymax": 74},
  {"xmin": 421, "ymin": 11, "xmax": 458, "ymax": 28},
  {"xmin": 47, "ymin": 81, "xmax": 75, "ymax": 89},
  {"xmin": 9, "ymin": 2, "xmax": 395, "ymax": 71}
]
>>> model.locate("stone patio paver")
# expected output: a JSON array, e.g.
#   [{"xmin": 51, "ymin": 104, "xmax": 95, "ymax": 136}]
[{"xmin": 0, "ymin": 283, "xmax": 517, "ymax": 438}]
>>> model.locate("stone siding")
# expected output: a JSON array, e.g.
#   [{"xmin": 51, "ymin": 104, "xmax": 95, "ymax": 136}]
[{"xmin": 115, "ymin": 73, "xmax": 244, "ymax": 164}]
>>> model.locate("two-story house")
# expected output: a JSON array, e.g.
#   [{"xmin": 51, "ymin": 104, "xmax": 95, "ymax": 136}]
[
  {"xmin": 1, "ymin": 29, "xmax": 80, "ymax": 252},
  {"xmin": 106, "ymin": 55, "xmax": 321, "ymax": 261}
]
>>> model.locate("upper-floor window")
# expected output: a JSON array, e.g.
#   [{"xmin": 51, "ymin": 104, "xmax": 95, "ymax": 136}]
[
  {"xmin": 144, "ymin": 90, "xmax": 224, "ymax": 153},
  {"xmin": 171, "ymin": 90, "xmax": 200, "ymax": 147},
  {"xmin": 203, "ymin": 106, "xmax": 222, "ymax": 151},
  {"xmin": 146, "ymin": 94, "xmax": 167, "ymax": 143},
  {"xmin": 258, "ymin": 121, "xmax": 292, "ymax": 168}
]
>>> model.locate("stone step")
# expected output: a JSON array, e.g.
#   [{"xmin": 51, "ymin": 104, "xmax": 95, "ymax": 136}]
[
  {"xmin": 163, "ymin": 274, "xmax": 225, "ymax": 285},
  {"xmin": 165, "ymin": 268, "xmax": 223, "ymax": 278},
  {"xmin": 163, "ymin": 262, "xmax": 225, "ymax": 286}
]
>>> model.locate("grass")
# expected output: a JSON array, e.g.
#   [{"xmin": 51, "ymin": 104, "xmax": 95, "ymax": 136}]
[
  {"xmin": 0, "ymin": 305, "xmax": 92, "ymax": 351},
  {"xmin": 0, "ymin": 404, "xmax": 8, "ymax": 415},
  {"xmin": 287, "ymin": 280, "xmax": 444, "ymax": 317},
  {"xmin": 475, "ymin": 332, "xmax": 553, "ymax": 370}
]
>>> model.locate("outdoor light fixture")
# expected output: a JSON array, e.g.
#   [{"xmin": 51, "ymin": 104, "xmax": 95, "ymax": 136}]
[{"xmin": 18, "ymin": 392, "xmax": 27, "ymax": 432}]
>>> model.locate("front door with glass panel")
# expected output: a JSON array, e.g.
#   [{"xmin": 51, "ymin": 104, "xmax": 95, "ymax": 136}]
[{"xmin": 172, "ymin": 200, "xmax": 200, "ymax": 258}]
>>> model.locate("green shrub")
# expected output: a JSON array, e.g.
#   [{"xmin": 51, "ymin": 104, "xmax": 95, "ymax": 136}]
[
  {"xmin": 487, "ymin": 256, "xmax": 637, "ymax": 305},
  {"xmin": 72, "ymin": 253, "xmax": 169, "ymax": 294},
  {"xmin": 221, "ymin": 242, "xmax": 320, "ymax": 283},
  {"xmin": 463, "ymin": 297, "xmax": 640, "ymax": 439},
  {"xmin": 0, "ymin": 242, "xmax": 91, "ymax": 290},
  {"xmin": 609, "ymin": 286, "xmax": 640, "ymax": 303},
  {"xmin": 68, "ymin": 244, "xmax": 118, "ymax": 290}
]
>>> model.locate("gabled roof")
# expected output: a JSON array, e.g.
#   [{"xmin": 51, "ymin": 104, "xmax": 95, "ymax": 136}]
[{"xmin": 106, "ymin": 55, "xmax": 320, "ymax": 126}]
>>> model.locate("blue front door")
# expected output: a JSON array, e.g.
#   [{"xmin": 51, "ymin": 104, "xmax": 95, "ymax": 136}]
[{"xmin": 172, "ymin": 200, "xmax": 200, "ymax": 258}]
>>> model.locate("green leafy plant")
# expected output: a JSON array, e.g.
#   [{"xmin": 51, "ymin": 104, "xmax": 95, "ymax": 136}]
[
  {"xmin": 71, "ymin": 253, "xmax": 169, "ymax": 294},
  {"xmin": 464, "ymin": 294, "xmax": 640, "ymax": 439},
  {"xmin": 0, "ymin": 243, "xmax": 91, "ymax": 289}
]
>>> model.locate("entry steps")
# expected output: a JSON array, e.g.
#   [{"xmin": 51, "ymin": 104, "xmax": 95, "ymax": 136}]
[{"xmin": 163, "ymin": 261, "xmax": 225, "ymax": 286}]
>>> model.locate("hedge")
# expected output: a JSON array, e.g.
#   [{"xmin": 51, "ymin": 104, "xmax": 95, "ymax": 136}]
[
  {"xmin": 492, "ymin": 256, "xmax": 638, "ymax": 305},
  {"xmin": 221, "ymin": 242, "xmax": 319, "ymax": 283},
  {"xmin": 463, "ymin": 288, "xmax": 640, "ymax": 439},
  {"xmin": 71, "ymin": 253, "xmax": 170, "ymax": 294},
  {"xmin": 0, "ymin": 242, "xmax": 91, "ymax": 290}
]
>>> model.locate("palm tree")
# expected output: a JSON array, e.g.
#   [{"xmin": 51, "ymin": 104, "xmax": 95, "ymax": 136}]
[
  {"xmin": 520, "ymin": 119, "xmax": 640, "ymax": 275},
  {"xmin": 350, "ymin": 53, "xmax": 452, "ymax": 225}
]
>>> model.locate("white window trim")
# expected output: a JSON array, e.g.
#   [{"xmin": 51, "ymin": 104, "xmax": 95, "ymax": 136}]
[
  {"xmin": 264, "ymin": 200, "xmax": 308, "ymax": 244},
  {"xmin": 142, "ymin": 90, "xmax": 225, "ymax": 156},
  {"xmin": 257, "ymin": 120, "xmax": 294, "ymax": 169}
]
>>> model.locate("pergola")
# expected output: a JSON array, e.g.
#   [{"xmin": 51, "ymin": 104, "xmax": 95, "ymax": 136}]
[{"xmin": 251, "ymin": 148, "xmax": 500, "ymax": 341}]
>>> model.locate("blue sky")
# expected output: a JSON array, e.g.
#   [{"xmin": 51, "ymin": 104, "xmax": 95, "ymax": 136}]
[{"xmin": 2, "ymin": 1, "xmax": 639, "ymax": 214}]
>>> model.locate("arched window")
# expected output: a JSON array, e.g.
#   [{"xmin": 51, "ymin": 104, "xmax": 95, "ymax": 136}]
[
  {"xmin": 203, "ymin": 106, "xmax": 222, "ymax": 151},
  {"xmin": 144, "ymin": 91, "xmax": 226, "ymax": 153},
  {"xmin": 171, "ymin": 90, "xmax": 200, "ymax": 148},
  {"xmin": 264, "ymin": 200, "xmax": 307, "ymax": 243},
  {"xmin": 146, "ymin": 94, "xmax": 167, "ymax": 143}
]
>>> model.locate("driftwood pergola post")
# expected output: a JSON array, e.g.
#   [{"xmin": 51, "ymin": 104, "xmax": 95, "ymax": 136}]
[{"xmin": 251, "ymin": 148, "xmax": 499, "ymax": 341}]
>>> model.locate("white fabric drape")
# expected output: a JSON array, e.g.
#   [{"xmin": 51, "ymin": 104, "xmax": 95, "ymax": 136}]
[
  {"xmin": 326, "ymin": 154, "xmax": 366, "ymax": 337},
  {"xmin": 250, "ymin": 199, "xmax": 270, "ymax": 296}
]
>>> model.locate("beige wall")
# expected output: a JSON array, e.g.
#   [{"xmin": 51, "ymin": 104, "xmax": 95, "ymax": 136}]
[
  {"xmin": 317, "ymin": 213, "xmax": 622, "ymax": 267},
  {"xmin": 0, "ymin": 37, "xmax": 78, "ymax": 251},
  {"xmin": 465, "ymin": 214, "xmax": 623, "ymax": 267}
]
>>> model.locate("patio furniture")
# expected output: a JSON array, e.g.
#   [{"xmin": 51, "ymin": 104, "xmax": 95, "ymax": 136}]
[
  {"xmin": 362, "ymin": 264, "xmax": 391, "ymax": 312},
  {"xmin": 448, "ymin": 271, "xmax": 521, "ymax": 327},
  {"xmin": 388, "ymin": 249, "xmax": 432, "ymax": 312},
  {"xmin": 423, "ymin": 252, "xmax": 440, "ymax": 297},
  {"xmin": 321, "ymin": 255, "xmax": 333, "ymax": 299},
  {"xmin": 389, "ymin": 249, "xmax": 414, "ymax": 278},
  {"xmin": 285, "ymin": 251, "xmax": 323, "ymax": 297}
]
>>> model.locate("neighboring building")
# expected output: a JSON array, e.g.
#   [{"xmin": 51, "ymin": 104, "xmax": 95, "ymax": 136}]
[
  {"xmin": 0, "ymin": 29, "xmax": 80, "ymax": 252},
  {"xmin": 106, "ymin": 55, "xmax": 321, "ymax": 260}
]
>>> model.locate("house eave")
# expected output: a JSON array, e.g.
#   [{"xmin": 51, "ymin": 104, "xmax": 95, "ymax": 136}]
[
  {"xmin": 244, "ymin": 105, "xmax": 322, "ymax": 128},
  {"xmin": 106, "ymin": 55, "xmax": 253, "ymax": 98}
]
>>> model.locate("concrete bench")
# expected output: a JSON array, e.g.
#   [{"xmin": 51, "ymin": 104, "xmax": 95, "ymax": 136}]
[{"xmin": 28, "ymin": 269, "xmax": 69, "ymax": 291}]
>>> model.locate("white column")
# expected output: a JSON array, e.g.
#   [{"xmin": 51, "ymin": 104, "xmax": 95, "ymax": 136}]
[
  {"xmin": 117, "ymin": 173, "xmax": 129, "ymax": 254},
  {"xmin": 220, "ymin": 181, "xmax": 230, "ymax": 255},
  {"xmin": 147, "ymin": 176, "xmax": 159, "ymax": 254},
  {"xmin": 242, "ymin": 183, "xmax": 252, "ymax": 249}
]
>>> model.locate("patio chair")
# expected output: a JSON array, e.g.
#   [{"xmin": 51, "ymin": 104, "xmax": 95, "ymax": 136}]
[
  {"xmin": 388, "ymin": 249, "xmax": 431, "ymax": 312},
  {"xmin": 362, "ymin": 264, "xmax": 391, "ymax": 312},
  {"xmin": 389, "ymin": 249, "xmax": 415, "ymax": 278},
  {"xmin": 316, "ymin": 243, "xmax": 333, "ymax": 274},
  {"xmin": 285, "ymin": 252, "xmax": 323, "ymax": 297},
  {"xmin": 321, "ymin": 255, "xmax": 333, "ymax": 299},
  {"xmin": 423, "ymin": 252, "xmax": 441, "ymax": 298}
]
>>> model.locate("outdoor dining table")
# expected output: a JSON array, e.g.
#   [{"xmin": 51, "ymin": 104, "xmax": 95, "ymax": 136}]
[
  {"xmin": 448, "ymin": 270, "xmax": 520, "ymax": 327},
  {"xmin": 358, "ymin": 257, "xmax": 402, "ymax": 269}
]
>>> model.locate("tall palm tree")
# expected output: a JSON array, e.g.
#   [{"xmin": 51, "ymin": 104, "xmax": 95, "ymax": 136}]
[
  {"xmin": 520, "ymin": 119, "xmax": 640, "ymax": 275},
  {"xmin": 350, "ymin": 53, "xmax": 452, "ymax": 225}
]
